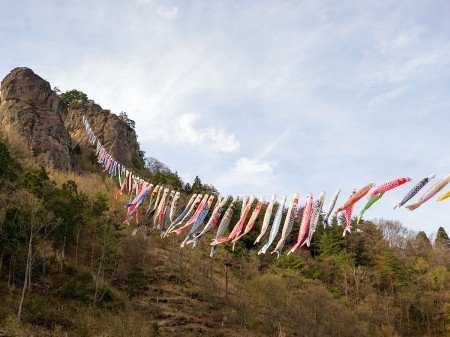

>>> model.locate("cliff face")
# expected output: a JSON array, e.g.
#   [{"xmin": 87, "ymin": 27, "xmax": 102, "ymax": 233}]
[
  {"xmin": 65, "ymin": 104, "xmax": 144, "ymax": 169},
  {"xmin": 0, "ymin": 67, "xmax": 72, "ymax": 170},
  {"xmin": 0, "ymin": 67, "xmax": 144, "ymax": 171}
]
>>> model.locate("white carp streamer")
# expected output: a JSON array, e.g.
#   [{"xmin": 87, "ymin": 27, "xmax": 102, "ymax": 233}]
[
  {"xmin": 169, "ymin": 191, "xmax": 181, "ymax": 223},
  {"xmin": 254, "ymin": 195, "xmax": 276, "ymax": 244},
  {"xmin": 164, "ymin": 194, "xmax": 197, "ymax": 236},
  {"xmin": 258, "ymin": 195, "xmax": 287, "ymax": 255},
  {"xmin": 271, "ymin": 193, "xmax": 299, "ymax": 258},
  {"xmin": 323, "ymin": 189, "xmax": 340, "ymax": 227},
  {"xmin": 304, "ymin": 191, "xmax": 325, "ymax": 247}
]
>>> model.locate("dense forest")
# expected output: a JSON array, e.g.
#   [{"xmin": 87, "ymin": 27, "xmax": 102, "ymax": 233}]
[{"xmin": 0, "ymin": 137, "xmax": 449, "ymax": 337}]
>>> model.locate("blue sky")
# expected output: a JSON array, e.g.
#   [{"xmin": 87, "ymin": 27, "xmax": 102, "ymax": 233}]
[{"xmin": 1, "ymin": 0, "xmax": 449, "ymax": 236}]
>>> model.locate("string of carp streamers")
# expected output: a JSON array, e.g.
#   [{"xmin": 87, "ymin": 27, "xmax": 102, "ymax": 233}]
[{"xmin": 83, "ymin": 115, "xmax": 450, "ymax": 257}]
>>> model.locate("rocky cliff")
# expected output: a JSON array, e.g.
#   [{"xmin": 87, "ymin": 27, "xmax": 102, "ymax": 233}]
[
  {"xmin": 0, "ymin": 67, "xmax": 72, "ymax": 170},
  {"xmin": 65, "ymin": 104, "xmax": 144, "ymax": 170},
  {"xmin": 0, "ymin": 67, "xmax": 144, "ymax": 171}
]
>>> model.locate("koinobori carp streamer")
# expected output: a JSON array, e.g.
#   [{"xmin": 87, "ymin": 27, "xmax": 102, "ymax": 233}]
[
  {"xmin": 335, "ymin": 183, "xmax": 375, "ymax": 215},
  {"xmin": 254, "ymin": 195, "xmax": 276, "ymax": 244},
  {"xmin": 323, "ymin": 189, "xmax": 340, "ymax": 227},
  {"xmin": 187, "ymin": 196, "xmax": 229, "ymax": 247},
  {"xmin": 304, "ymin": 191, "xmax": 325, "ymax": 247},
  {"xmin": 210, "ymin": 197, "xmax": 238, "ymax": 257},
  {"xmin": 288, "ymin": 193, "xmax": 312, "ymax": 255},
  {"xmin": 233, "ymin": 197, "xmax": 264, "ymax": 243},
  {"xmin": 405, "ymin": 174, "xmax": 450, "ymax": 211},
  {"xmin": 211, "ymin": 195, "xmax": 255, "ymax": 245},
  {"xmin": 357, "ymin": 192, "xmax": 385, "ymax": 224},
  {"xmin": 271, "ymin": 193, "xmax": 299, "ymax": 257},
  {"xmin": 258, "ymin": 195, "xmax": 287, "ymax": 255},
  {"xmin": 343, "ymin": 189, "xmax": 357, "ymax": 236},
  {"xmin": 368, "ymin": 177, "xmax": 411, "ymax": 198}
]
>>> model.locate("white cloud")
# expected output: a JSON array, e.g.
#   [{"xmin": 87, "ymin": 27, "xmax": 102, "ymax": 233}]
[
  {"xmin": 156, "ymin": 6, "xmax": 178, "ymax": 19},
  {"xmin": 174, "ymin": 113, "xmax": 240, "ymax": 153},
  {"xmin": 234, "ymin": 157, "xmax": 277, "ymax": 176}
]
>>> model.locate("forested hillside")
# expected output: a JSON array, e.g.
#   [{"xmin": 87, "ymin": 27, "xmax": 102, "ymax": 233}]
[
  {"xmin": 0, "ymin": 66, "xmax": 448, "ymax": 337},
  {"xmin": 0, "ymin": 137, "xmax": 449, "ymax": 337}
]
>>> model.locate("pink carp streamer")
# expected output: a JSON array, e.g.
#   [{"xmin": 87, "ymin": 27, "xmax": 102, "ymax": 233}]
[
  {"xmin": 343, "ymin": 189, "xmax": 357, "ymax": 236},
  {"xmin": 304, "ymin": 191, "xmax": 325, "ymax": 247},
  {"xmin": 164, "ymin": 194, "xmax": 198, "ymax": 237},
  {"xmin": 335, "ymin": 183, "xmax": 375, "ymax": 215},
  {"xmin": 406, "ymin": 174, "xmax": 450, "ymax": 210},
  {"xmin": 233, "ymin": 197, "xmax": 264, "ymax": 243},
  {"xmin": 368, "ymin": 177, "xmax": 411, "ymax": 198},
  {"xmin": 186, "ymin": 196, "xmax": 229, "ymax": 247},
  {"xmin": 210, "ymin": 197, "xmax": 239, "ymax": 257},
  {"xmin": 437, "ymin": 189, "xmax": 450, "ymax": 201},
  {"xmin": 254, "ymin": 195, "xmax": 276, "ymax": 244},
  {"xmin": 180, "ymin": 195, "xmax": 214, "ymax": 247},
  {"xmin": 271, "ymin": 193, "xmax": 299, "ymax": 257},
  {"xmin": 232, "ymin": 196, "xmax": 251, "ymax": 250},
  {"xmin": 288, "ymin": 194, "xmax": 313, "ymax": 255},
  {"xmin": 211, "ymin": 196, "xmax": 255, "ymax": 245},
  {"xmin": 173, "ymin": 194, "xmax": 209, "ymax": 235}
]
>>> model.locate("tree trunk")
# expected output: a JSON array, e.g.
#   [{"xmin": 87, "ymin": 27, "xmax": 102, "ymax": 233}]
[
  {"xmin": 75, "ymin": 229, "xmax": 80, "ymax": 266},
  {"xmin": 91, "ymin": 230, "xmax": 97, "ymax": 270},
  {"xmin": 18, "ymin": 227, "xmax": 33, "ymax": 320},
  {"xmin": 27, "ymin": 247, "xmax": 32, "ymax": 291},
  {"xmin": 60, "ymin": 229, "xmax": 67, "ymax": 272},
  {"xmin": 8, "ymin": 254, "xmax": 13, "ymax": 286},
  {"xmin": 94, "ymin": 225, "xmax": 107, "ymax": 306}
]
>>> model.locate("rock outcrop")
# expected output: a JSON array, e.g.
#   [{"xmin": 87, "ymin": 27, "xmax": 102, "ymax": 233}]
[
  {"xmin": 65, "ymin": 104, "xmax": 144, "ymax": 169},
  {"xmin": 0, "ymin": 67, "xmax": 72, "ymax": 170},
  {"xmin": 0, "ymin": 67, "xmax": 144, "ymax": 172}
]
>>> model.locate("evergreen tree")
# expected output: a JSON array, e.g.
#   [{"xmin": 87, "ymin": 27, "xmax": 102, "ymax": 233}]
[
  {"xmin": 435, "ymin": 227, "xmax": 450, "ymax": 248},
  {"xmin": 192, "ymin": 175, "xmax": 203, "ymax": 193},
  {"xmin": 118, "ymin": 111, "xmax": 135, "ymax": 130}
]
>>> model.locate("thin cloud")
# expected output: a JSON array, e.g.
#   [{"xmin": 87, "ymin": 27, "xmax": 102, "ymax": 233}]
[
  {"xmin": 377, "ymin": 27, "xmax": 425, "ymax": 54},
  {"xmin": 156, "ymin": 6, "xmax": 178, "ymax": 19},
  {"xmin": 369, "ymin": 86, "xmax": 408, "ymax": 106}
]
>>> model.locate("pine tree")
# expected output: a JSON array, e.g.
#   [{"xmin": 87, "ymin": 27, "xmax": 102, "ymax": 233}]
[{"xmin": 435, "ymin": 227, "xmax": 450, "ymax": 248}]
